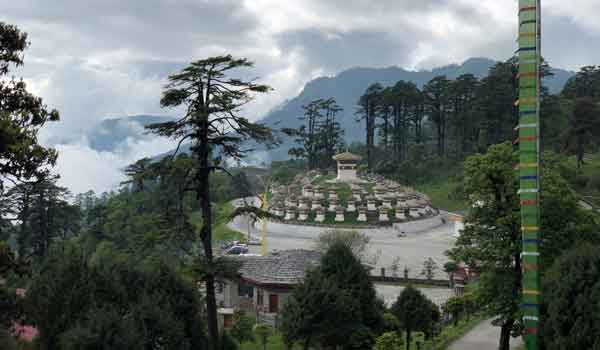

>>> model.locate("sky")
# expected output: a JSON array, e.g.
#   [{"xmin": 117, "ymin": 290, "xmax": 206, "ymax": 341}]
[{"xmin": 2, "ymin": 0, "xmax": 600, "ymax": 194}]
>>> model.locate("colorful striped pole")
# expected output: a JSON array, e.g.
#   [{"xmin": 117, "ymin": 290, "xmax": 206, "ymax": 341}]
[{"xmin": 518, "ymin": 0, "xmax": 541, "ymax": 348}]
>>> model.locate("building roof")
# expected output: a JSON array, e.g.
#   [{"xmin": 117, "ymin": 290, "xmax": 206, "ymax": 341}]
[
  {"xmin": 332, "ymin": 151, "xmax": 362, "ymax": 161},
  {"xmin": 236, "ymin": 250, "xmax": 321, "ymax": 286}
]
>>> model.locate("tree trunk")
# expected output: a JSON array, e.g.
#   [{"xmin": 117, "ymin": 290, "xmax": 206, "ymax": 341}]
[
  {"xmin": 199, "ymin": 115, "xmax": 219, "ymax": 350},
  {"xmin": 498, "ymin": 319, "xmax": 514, "ymax": 350},
  {"xmin": 406, "ymin": 328, "xmax": 411, "ymax": 350},
  {"xmin": 303, "ymin": 336, "xmax": 310, "ymax": 350}
]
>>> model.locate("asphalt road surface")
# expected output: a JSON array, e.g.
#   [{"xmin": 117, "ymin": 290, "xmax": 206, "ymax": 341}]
[
  {"xmin": 228, "ymin": 198, "xmax": 457, "ymax": 280},
  {"xmin": 449, "ymin": 318, "xmax": 523, "ymax": 350}
]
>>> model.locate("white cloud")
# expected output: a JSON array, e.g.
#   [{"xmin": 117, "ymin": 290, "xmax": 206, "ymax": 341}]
[
  {"xmin": 52, "ymin": 135, "xmax": 175, "ymax": 194},
  {"xmin": 3, "ymin": 0, "xmax": 600, "ymax": 192}
]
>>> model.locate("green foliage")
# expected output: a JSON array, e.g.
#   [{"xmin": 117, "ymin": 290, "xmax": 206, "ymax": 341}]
[
  {"xmin": 4, "ymin": 178, "xmax": 81, "ymax": 258},
  {"xmin": 0, "ymin": 327, "xmax": 17, "ymax": 350},
  {"xmin": 231, "ymin": 172, "xmax": 254, "ymax": 199},
  {"xmin": 542, "ymin": 245, "xmax": 600, "ymax": 350},
  {"xmin": 24, "ymin": 243, "xmax": 207, "ymax": 350},
  {"xmin": 280, "ymin": 242, "xmax": 384, "ymax": 349},
  {"xmin": 449, "ymin": 142, "xmax": 600, "ymax": 348},
  {"xmin": 231, "ymin": 313, "xmax": 255, "ymax": 343},
  {"xmin": 314, "ymin": 230, "xmax": 370, "ymax": 261},
  {"xmin": 346, "ymin": 326, "xmax": 375, "ymax": 350},
  {"xmin": 563, "ymin": 97, "xmax": 600, "ymax": 167},
  {"xmin": 284, "ymin": 98, "xmax": 345, "ymax": 169},
  {"xmin": 268, "ymin": 161, "xmax": 304, "ymax": 185},
  {"xmin": 0, "ymin": 22, "xmax": 60, "ymax": 193},
  {"xmin": 253, "ymin": 324, "xmax": 272, "ymax": 350},
  {"xmin": 421, "ymin": 258, "xmax": 438, "ymax": 281},
  {"xmin": 442, "ymin": 297, "xmax": 465, "ymax": 326},
  {"xmin": 221, "ymin": 330, "xmax": 239, "ymax": 350},
  {"xmin": 374, "ymin": 331, "xmax": 404, "ymax": 350},
  {"xmin": 423, "ymin": 314, "xmax": 487, "ymax": 350},
  {"xmin": 238, "ymin": 333, "xmax": 285, "ymax": 350},
  {"xmin": 382, "ymin": 313, "xmax": 400, "ymax": 332},
  {"xmin": 145, "ymin": 56, "xmax": 276, "ymax": 350},
  {"xmin": 391, "ymin": 285, "xmax": 440, "ymax": 350}
]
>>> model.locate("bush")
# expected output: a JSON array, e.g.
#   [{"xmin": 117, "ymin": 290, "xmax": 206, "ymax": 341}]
[
  {"xmin": 374, "ymin": 332, "xmax": 403, "ymax": 350},
  {"xmin": 346, "ymin": 326, "xmax": 375, "ymax": 350},
  {"xmin": 382, "ymin": 313, "xmax": 400, "ymax": 332},
  {"xmin": 543, "ymin": 245, "xmax": 600, "ymax": 350},
  {"xmin": 25, "ymin": 244, "xmax": 207, "ymax": 350},
  {"xmin": 442, "ymin": 297, "xmax": 465, "ymax": 326},
  {"xmin": 0, "ymin": 328, "xmax": 17, "ymax": 350},
  {"xmin": 253, "ymin": 324, "xmax": 272, "ymax": 350},
  {"xmin": 269, "ymin": 164, "xmax": 303, "ymax": 185},
  {"xmin": 230, "ymin": 313, "xmax": 254, "ymax": 343},
  {"xmin": 573, "ymin": 173, "xmax": 589, "ymax": 188},
  {"xmin": 220, "ymin": 330, "xmax": 238, "ymax": 350},
  {"xmin": 589, "ymin": 174, "xmax": 600, "ymax": 192}
]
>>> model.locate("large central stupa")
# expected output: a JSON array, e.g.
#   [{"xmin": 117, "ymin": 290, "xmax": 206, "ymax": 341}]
[{"xmin": 332, "ymin": 151, "xmax": 362, "ymax": 182}]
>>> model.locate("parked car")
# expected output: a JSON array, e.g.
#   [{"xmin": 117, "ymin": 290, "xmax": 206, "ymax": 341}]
[
  {"xmin": 224, "ymin": 245, "xmax": 249, "ymax": 255},
  {"xmin": 220, "ymin": 240, "xmax": 241, "ymax": 250}
]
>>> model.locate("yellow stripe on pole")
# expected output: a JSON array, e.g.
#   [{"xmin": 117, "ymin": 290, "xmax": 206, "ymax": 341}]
[
  {"xmin": 523, "ymin": 289, "xmax": 541, "ymax": 296},
  {"xmin": 519, "ymin": 163, "xmax": 538, "ymax": 169}
]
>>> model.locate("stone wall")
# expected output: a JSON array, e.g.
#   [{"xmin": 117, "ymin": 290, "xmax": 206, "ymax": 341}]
[{"xmin": 392, "ymin": 214, "xmax": 445, "ymax": 233}]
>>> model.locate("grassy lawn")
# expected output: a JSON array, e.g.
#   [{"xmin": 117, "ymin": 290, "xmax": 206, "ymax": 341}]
[
  {"xmin": 417, "ymin": 180, "xmax": 468, "ymax": 214},
  {"xmin": 311, "ymin": 174, "xmax": 336, "ymax": 185},
  {"xmin": 239, "ymin": 334, "xmax": 285, "ymax": 350},
  {"xmin": 429, "ymin": 314, "xmax": 488, "ymax": 350},
  {"xmin": 189, "ymin": 202, "xmax": 245, "ymax": 244},
  {"xmin": 556, "ymin": 153, "xmax": 600, "ymax": 209}
]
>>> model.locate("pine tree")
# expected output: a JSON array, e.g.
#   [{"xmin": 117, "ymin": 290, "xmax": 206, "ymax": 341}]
[
  {"xmin": 0, "ymin": 22, "xmax": 60, "ymax": 194},
  {"xmin": 145, "ymin": 55, "xmax": 275, "ymax": 350}
]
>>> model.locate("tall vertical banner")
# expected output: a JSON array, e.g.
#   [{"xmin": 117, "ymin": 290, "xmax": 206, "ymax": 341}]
[{"xmin": 518, "ymin": 0, "xmax": 541, "ymax": 349}]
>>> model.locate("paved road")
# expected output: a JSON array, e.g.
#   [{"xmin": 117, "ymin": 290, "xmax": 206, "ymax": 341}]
[
  {"xmin": 228, "ymin": 198, "xmax": 457, "ymax": 280},
  {"xmin": 449, "ymin": 319, "xmax": 523, "ymax": 350}
]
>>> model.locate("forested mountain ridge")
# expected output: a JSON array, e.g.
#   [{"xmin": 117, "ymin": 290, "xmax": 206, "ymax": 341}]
[
  {"xmin": 262, "ymin": 57, "xmax": 573, "ymax": 159},
  {"xmin": 83, "ymin": 59, "xmax": 572, "ymax": 160}
]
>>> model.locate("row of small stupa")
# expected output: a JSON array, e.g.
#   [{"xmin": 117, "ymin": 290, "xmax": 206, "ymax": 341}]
[{"xmin": 269, "ymin": 177, "xmax": 436, "ymax": 223}]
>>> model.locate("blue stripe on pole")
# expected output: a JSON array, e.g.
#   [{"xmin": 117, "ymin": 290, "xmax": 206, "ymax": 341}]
[
  {"xmin": 520, "ymin": 110, "xmax": 537, "ymax": 116},
  {"xmin": 520, "ymin": 19, "xmax": 536, "ymax": 26},
  {"xmin": 521, "ymin": 176, "xmax": 538, "ymax": 180},
  {"xmin": 516, "ymin": 47, "xmax": 537, "ymax": 53},
  {"xmin": 523, "ymin": 239, "xmax": 541, "ymax": 244},
  {"xmin": 522, "ymin": 304, "xmax": 539, "ymax": 309}
]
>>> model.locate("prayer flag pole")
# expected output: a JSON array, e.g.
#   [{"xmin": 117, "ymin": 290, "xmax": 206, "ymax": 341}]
[{"xmin": 517, "ymin": 0, "xmax": 541, "ymax": 348}]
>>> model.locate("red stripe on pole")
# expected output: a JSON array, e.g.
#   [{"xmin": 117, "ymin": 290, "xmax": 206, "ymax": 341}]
[
  {"xmin": 525, "ymin": 328, "xmax": 538, "ymax": 335},
  {"xmin": 519, "ymin": 6, "xmax": 537, "ymax": 12}
]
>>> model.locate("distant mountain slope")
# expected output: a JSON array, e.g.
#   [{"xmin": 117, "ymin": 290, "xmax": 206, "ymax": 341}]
[
  {"xmin": 88, "ymin": 115, "xmax": 175, "ymax": 152},
  {"xmin": 86, "ymin": 59, "xmax": 573, "ymax": 163},
  {"xmin": 261, "ymin": 57, "xmax": 573, "ymax": 160}
]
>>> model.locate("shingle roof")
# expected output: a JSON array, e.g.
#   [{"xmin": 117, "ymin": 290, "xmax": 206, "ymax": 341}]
[
  {"xmin": 332, "ymin": 151, "xmax": 362, "ymax": 161},
  {"xmin": 236, "ymin": 250, "xmax": 321, "ymax": 286}
]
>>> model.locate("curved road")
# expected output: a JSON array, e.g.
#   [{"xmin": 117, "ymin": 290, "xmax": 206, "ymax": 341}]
[{"xmin": 228, "ymin": 198, "xmax": 456, "ymax": 280}]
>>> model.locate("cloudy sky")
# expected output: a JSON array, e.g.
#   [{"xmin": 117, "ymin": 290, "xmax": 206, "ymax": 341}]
[{"xmin": 3, "ymin": 0, "xmax": 600, "ymax": 193}]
